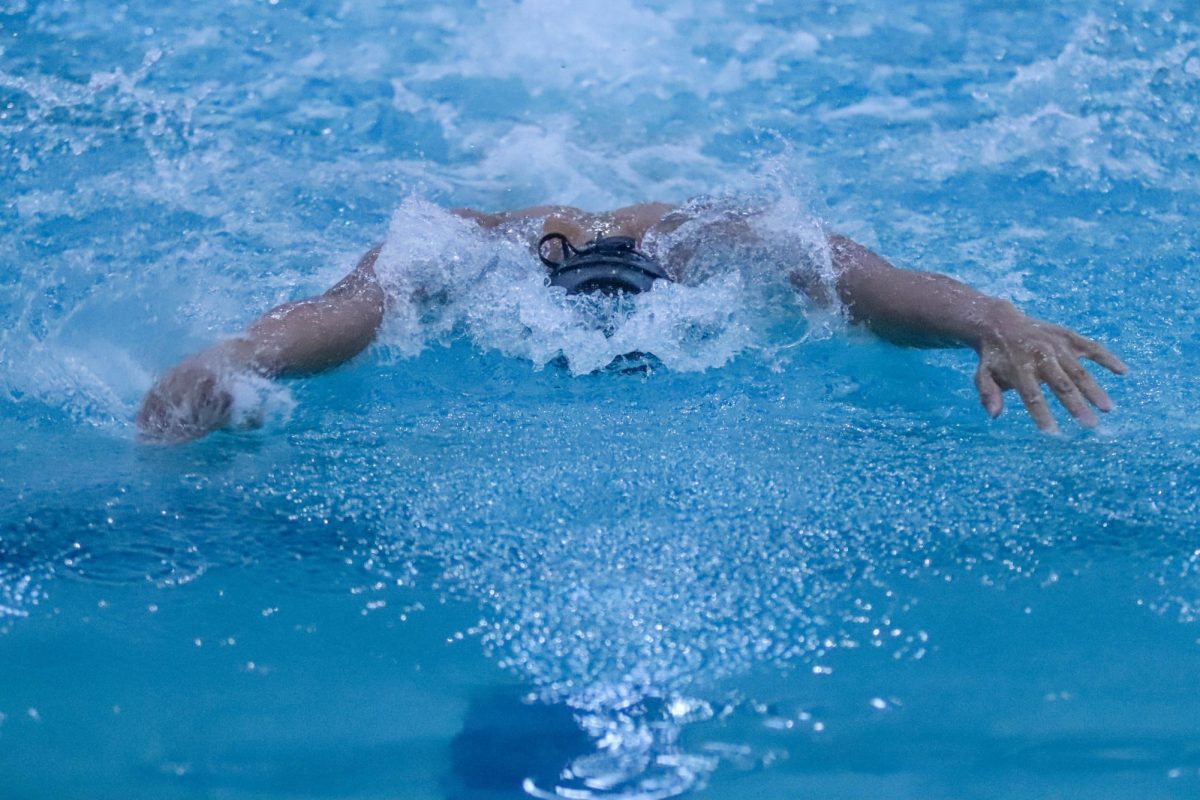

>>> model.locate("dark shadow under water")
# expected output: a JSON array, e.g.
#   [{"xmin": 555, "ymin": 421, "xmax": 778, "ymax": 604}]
[{"xmin": 445, "ymin": 692, "xmax": 592, "ymax": 800}]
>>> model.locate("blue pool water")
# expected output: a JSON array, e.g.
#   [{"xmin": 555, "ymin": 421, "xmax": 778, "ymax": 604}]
[{"xmin": 2, "ymin": 1, "xmax": 1200, "ymax": 797}]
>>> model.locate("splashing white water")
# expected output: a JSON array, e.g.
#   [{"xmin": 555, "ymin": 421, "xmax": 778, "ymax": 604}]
[{"xmin": 371, "ymin": 185, "xmax": 836, "ymax": 376}]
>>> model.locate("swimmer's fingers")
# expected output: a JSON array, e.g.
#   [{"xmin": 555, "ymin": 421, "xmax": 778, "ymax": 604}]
[
  {"xmin": 974, "ymin": 361, "xmax": 1004, "ymax": 418},
  {"xmin": 135, "ymin": 389, "xmax": 171, "ymax": 437},
  {"xmin": 1064, "ymin": 329, "xmax": 1128, "ymax": 375},
  {"xmin": 137, "ymin": 392, "xmax": 223, "ymax": 443},
  {"xmin": 978, "ymin": 318, "xmax": 1123, "ymax": 433},
  {"xmin": 1013, "ymin": 368, "xmax": 1060, "ymax": 434},
  {"xmin": 136, "ymin": 358, "xmax": 233, "ymax": 443},
  {"xmin": 1058, "ymin": 347, "xmax": 1114, "ymax": 413},
  {"xmin": 976, "ymin": 345, "xmax": 1056, "ymax": 431},
  {"xmin": 1039, "ymin": 358, "xmax": 1099, "ymax": 428},
  {"xmin": 136, "ymin": 389, "xmax": 201, "ymax": 443}
]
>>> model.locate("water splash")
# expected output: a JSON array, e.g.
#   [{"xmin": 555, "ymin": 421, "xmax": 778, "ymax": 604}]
[
  {"xmin": 371, "ymin": 181, "xmax": 834, "ymax": 378},
  {"xmin": 1, "ymin": 2, "xmax": 1199, "ymax": 798}
]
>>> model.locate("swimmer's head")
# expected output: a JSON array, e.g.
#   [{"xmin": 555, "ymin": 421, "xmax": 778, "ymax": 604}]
[{"xmin": 538, "ymin": 233, "xmax": 672, "ymax": 296}]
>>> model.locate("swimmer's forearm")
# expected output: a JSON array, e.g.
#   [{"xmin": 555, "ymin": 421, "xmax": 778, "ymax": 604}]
[
  {"xmin": 137, "ymin": 247, "xmax": 384, "ymax": 442},
  {"xmin": 829, "ymin": 235, "xmax": 1018, "ymax": 351},
  {"xmin": 237, "ymin": 288, "xmax": 384, "ymax": 377},
  {"xmin": 221, "ymin": 246, "xmax": 385, "ymax": 377}
]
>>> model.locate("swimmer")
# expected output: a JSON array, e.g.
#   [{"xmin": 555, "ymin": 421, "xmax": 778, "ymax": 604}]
[{"xmin": 136, "ymin": 201, "xmax": 1127, "ymax": 442}]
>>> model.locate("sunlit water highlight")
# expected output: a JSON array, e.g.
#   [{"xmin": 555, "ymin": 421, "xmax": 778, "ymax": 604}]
[{"xmin": 2, "ymin": 1, "xmax": 1200, "ymax": 798}]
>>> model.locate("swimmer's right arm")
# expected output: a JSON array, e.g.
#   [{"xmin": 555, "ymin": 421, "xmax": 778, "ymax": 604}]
[
  {"xmin": 137, "ymin": 246, "xmax": 385, "ymax": 442},
  {"xmin": 137, "ymin": 202, "xmax": 668, "ymax": 443}
]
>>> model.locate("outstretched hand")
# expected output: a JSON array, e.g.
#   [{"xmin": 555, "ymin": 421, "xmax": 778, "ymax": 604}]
[
  {"xmin": 136, "ymin": 353, "xmax": 235, "ymax": 443},
  {"xmin": 972, "ymin": 306, "xmax": 1127, "ymax": 433}
]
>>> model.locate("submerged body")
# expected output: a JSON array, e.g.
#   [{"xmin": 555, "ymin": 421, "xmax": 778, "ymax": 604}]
[{"xmin": 137, "ymin": 201, "xmax": 1126, "ymax": 442}]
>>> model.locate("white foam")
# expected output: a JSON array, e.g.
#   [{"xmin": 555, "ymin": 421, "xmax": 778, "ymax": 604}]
[
  {"xmin": 0, "ymin": 572, "xmax": 35, "ymax": 621},
  {"xmin": 226, "ymin": 371, "xmax": 296, "ymax": 432},
  {"xmin": 371, "ymin": 187, "xmax": 834, "ymax": 375},
  {"xmin": 904, "ymin": 13, "xmax": 1198, "ymax": 187},
  {"xmin": 415, "ymin": 0, "xmax": 684, "ymax": 92},
  {"xmin": 821, "ymin": 95, "xmax": 932, "ymax": 122}
]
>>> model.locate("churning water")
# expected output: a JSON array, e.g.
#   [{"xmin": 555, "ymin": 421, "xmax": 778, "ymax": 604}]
[{"xmin": 2, "ymin": 1, "xmax": 1199, "ymax": 798}]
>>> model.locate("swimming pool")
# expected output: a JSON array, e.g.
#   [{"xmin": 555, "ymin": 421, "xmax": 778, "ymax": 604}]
[{"xmin": 2, "ymin": 0, "xmax": 1199, "ymax": 797}]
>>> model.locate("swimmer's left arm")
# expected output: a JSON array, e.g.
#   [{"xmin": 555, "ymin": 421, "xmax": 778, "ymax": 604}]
[{"xmin": 819, "ymin": 235, "xmax": 1128, "ymax": 432}]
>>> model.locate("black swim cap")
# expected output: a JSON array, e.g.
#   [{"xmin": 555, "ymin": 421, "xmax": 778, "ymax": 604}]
[{"xmin": 538, "ymin": 233, "xmax": 672, "ymax": 295}]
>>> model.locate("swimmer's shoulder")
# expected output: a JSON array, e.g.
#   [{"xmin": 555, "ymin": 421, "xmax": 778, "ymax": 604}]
[
  {"xmin": 607, "ymin": 202, "xmax": 677, "ymax": 237},
  {"xmin": 451, "ymin": 205, "xmax": 590, "ymax": 229},
  {"xmin": 452, "ymin": 202, "xmax": 680, "ymax": 249}
]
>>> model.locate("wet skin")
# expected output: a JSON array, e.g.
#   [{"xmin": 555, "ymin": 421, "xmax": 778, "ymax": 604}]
[{"xmin": 137, "ymin": 202, "xmax": 1126, "ymax": 442}]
